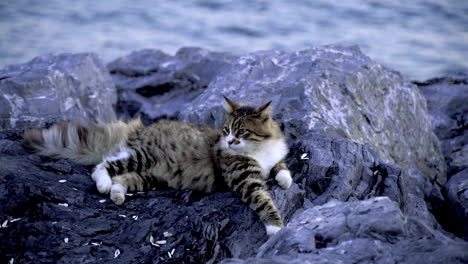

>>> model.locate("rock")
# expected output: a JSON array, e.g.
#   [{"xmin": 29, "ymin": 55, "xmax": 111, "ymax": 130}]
[
  {"xmin": 221, "ymin": 197, "xmax": 468, "ymax": 264},
  {"xmin": 286, "ymin": 132, "xmax": 403, "ymax": 205},
  {"xmin": 436, "ymin": 169, "xmax": 468, "ymax": 239},
  {"xmin": 0, "ymin": 53, "xmax": 117, "ymax": 130},
  {"xmin": 2, "ymin": 127, "xmax": 463, "ymax": 263},
  {"xmin": 1, "ymin": 128, "xmax": 306, "ymax": 263},
  {"xmin": 1, "ymin": 45, "xmax": 467, "ymax": 263},
  {"xmin": 107, "ymin": 47, "xmax": 237, "ymax": 123},
  {"xmin": 415, "ymin": 72, "xmax": 468, "ymax": 239},
  {"xmin": 179, "ymin": 45, "xmax": 446, "ymax": 196},
  {"xmin": 415, "ymin": 72, "xmax": 468, "ymax": 176},
  {"xmin": 180, "ymin": 46, "xmax": 446, "ymax": 188},
  {"xmin": 172, "ymin": 45, "xmax": 446, "ymax": 229}
]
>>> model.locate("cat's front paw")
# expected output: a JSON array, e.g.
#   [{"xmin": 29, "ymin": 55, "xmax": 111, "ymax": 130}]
[
  {"xmin": 265, "ymin": 224, "xmax": 282, "ymax": 236},
  {"xmin": 275, "ymin": 169, "xmax": 292, "ymax": 189},
  {"xmin": 110, "ymin": 184, "xmax": 126, "ymax": 205},
  {"xmin": 92, "ymin": 165, "xmax": 112, "ymax": 194}
]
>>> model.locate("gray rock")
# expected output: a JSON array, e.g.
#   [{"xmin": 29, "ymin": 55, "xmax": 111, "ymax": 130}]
[
  {"xmin": 0, "ymin": 130, "xmax": 268, "ymax": 263},
  {"xmin": 107, "ymin": 47, "xmax": 237, "ymax": 123},
  {"xmin": 287, "ymin": 132, "xmax": 403, "ymax": 205},
  {"xmin": 179, "ymin": 45, "xmax": 446, "ymax": 198},
  {"xmin": 0, "ymin": 53, "xmax": 117, "ymax": 130},
  {"xmin": 221, "ymin": 197, "xmax": 468, "ymax": 264},
  {"xmin": 442, "ymin": 169, "xmax": 468, "ymax": 239},
  {"xmin": 171, "ymin": 45, "xmax": 446, "ymax": 230},
  {"xmin": 2, "ymin": 126, "xmax": 441, "ymax": 263},
  {"xmin": 415, "ymin": 72, "xmax": 468, "ymax": 176},
  {"xmin": 2, "ymin": 45, "xmax": 466, "ymax": 263},
  {"xmin": 415, "ymin": 72, "xmax": 468, "ymax": 239}
]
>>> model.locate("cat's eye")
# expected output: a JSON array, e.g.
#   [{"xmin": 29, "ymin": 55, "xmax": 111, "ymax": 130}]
[
  {"xmin": 223, "ymin": 127, "xmax": 229, "ymax": 135},
  {"xmin": 238, "ymin": 128, "xmax": 246, "ymax": 134}
]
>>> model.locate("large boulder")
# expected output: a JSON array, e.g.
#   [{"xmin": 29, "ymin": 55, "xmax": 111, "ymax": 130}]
[
  {"xmin": 107, "ymin": 48, "xmax": 237, "ymax": 123},
  {"xmin": 221, "ymin": 197, "xmax": 468, "ymax": 264},
  {"xmin": 173, "ymin": 45, "xmax": 445, "ymax": 227},
  {"xmin": 0, "ymin": 53, "xmax": 117, "ymax": 130},
  {"xmin": 178, "ymin": 45, "xmax": 446, "ymax": 192},
  {"xmin": 110, "ymin": 46, "xmax": 446, "ymax": 213}
]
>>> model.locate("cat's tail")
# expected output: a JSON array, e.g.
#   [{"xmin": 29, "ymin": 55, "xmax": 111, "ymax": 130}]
[{"xmin": 22, "ymin": 119, "xmax": 143, "ymax": 165}]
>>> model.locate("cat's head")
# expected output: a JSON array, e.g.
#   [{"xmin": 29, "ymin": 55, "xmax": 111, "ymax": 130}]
[{"xmin": 221, "ymin": 96, "xmax": 283, "ymax": 153}]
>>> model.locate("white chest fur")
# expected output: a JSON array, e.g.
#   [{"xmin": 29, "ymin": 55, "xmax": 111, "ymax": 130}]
[{"xmin": 247, "ymin": 139, "xmax": 288, "ymax": 178}]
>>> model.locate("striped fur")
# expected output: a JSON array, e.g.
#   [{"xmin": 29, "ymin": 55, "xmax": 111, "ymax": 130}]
[
  {"xmin": 220, "ymin": 154, "xmax": 284, "ymax": 229},
  {"xmin": 23, "ymin": 97, "xmax": 292, "ymax": 236}
]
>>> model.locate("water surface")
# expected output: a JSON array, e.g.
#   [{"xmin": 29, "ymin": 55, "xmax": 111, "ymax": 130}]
[{"xmin": 1, "ymin": 0, "xmax": 467, "ymax": 80}]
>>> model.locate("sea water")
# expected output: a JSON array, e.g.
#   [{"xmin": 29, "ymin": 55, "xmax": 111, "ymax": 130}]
[{"xmin": 0, "ymin": 0, "xmax": 467, "ymax": 80}]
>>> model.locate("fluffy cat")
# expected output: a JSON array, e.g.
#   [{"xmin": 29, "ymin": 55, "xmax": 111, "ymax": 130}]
[{"xmin": 23, "ymin": 97, "xmax": 293, "ymax": 236}]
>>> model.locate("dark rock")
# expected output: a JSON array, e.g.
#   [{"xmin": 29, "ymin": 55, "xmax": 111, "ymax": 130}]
[
  {"xmin": 1, "ymin": 46, "xmax": 467, "ymax": 263},
  {"xmin": 0, "ymin": 53, "xmax": 117, "ymax": 130},
  {"xmin": 220, "ymin": 197, "xmax": 468, "ymax": 264},
  {"xmin": 2, "ymin": 127, "xmax": 464, "ymax": 263},
  {"xmin": 415, "ymin": 72, "xmax": 468, "ymax": 239},
  {"xmin": 107, "ymin": 48, "xmax": 237, "ymax": 123},
  {"xmin": 0, "ymin": 129, "xmax": 300, "ymax": 263},
  {"xmin": 286, "ymin": 133, "xmax": 404, "ymax": 205},
  {"xmin": 415, "ymin": 72, "xmax": 467, "ymax": 176},
  {"xmin": 439, "ymin": 169, "xmax": 468, "ymax": 239}
]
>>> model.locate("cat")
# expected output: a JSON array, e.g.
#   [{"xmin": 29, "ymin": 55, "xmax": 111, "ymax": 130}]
[{"xmin": 22, "ymin": 97, "xmax": 293, "ymax": 236}]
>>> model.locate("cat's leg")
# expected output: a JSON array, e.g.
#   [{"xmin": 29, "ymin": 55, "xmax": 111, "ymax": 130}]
[
  {"xmin": 104, "ymin": 146, "xmax": 155, "ymax": 176},
  {"xmin": 222, "ymin": 156, "xmax": 284, "ymax": 236},
  {"xmin": 91, "ymin": 162, "xmax": 113, "ymax": 194},
  {"xmin": 91, "ymin": 147, "xmax": 132, "ymax": 194},
  {"xmin": 270, "ymin": 161, "xmax": 292, "ymax": 189},
  {"xmin": 91, "ymin": 146, "xmax": 155, "ymax": 194},
  {"xmin": 110, "ymin": 175, "xmax": 128, "ymax": 205},
  {"xmin": 109, "ymin": 171, "xmax": 157, "ymax": 205}
]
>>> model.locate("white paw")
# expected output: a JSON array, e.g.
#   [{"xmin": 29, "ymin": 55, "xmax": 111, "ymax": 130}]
[
  {"xmin": 265, "ymin": 224, "xmax": 282, "ymax": 236},
  {"xmin": 275, "ymin": 169, "xmax": 292, "ymax": 189},
  {"xmin": 93, "ymin": 165, "xmax": 112, "ymax": 194},
  {"xmin": 110, "ymin": 184, "xmax": 127, "ymax": 205}
]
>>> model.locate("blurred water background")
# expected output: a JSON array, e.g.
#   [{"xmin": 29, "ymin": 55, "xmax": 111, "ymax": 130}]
[{"xmin": 0, "ymin": 0, "xmax": 467, "ymax": 80}]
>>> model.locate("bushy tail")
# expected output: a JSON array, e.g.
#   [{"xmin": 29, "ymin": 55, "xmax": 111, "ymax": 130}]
[{"xmin": 22, "ymin": 119, "xmax": 143, "ymax": 165}]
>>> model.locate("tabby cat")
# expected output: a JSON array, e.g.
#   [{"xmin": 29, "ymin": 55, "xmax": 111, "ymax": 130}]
[{"xmin": 23, "ymin": 97, "xmax": 293, "ymax": 236}]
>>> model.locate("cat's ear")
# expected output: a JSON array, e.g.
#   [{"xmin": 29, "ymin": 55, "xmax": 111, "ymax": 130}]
[
  {"xmin": 256, "ymin": 101, "xmax": 272, "ymax": 116},
  {"xmin": 223, "ymin": 96, "xmax": 240, "ymax": 113}
]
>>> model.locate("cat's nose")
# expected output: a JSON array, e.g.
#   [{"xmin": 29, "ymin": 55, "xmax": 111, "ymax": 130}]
[{"xmin": 228, "ymin": 139, "xmax": 240, "ymax": 146}]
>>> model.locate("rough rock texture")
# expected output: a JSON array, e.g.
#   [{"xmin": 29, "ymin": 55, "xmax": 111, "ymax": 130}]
[
  {"xmin": 0, "ymin": 53, "xmax": 117, "ymax": 130},
  {"xmin": 107, "ymin": 48, "xmax": 237, "ymax": 123},
  {"xmin": 221, "ymin": 198, "xmax": 468, "ymax": 264},
  {"xmin": 441, "ymin": 169, "xmax": 468, "ymax": 239},
  {"xmin": 172, "ymin": 46, "xmax": 446, "ymax": 229},
  {"xmin": 415, "ymin": 72, "xmax": 468, "ymax": 239},
  {"xmin": 0, "ymin": 130, "xmax": 287, "ymax": 263},
  {"xmin": 1, "ymin": 46, "xmax": 467, "ymax": 263},
  {"xmin": 180, "ymin": 45, "xmax": 445, "ymax": 187},
  {"xmin": 2, "ymin": 128, "xmax": 465, "ymax": 264},
  {"xmin": 415, "ymin": 72, "xmax": 467, "ymax": 176},
  {"xmin": 109, "ymin": 46, "xmax": 446, "ymax": 223}
]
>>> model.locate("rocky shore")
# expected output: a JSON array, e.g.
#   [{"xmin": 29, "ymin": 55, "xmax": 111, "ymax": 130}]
[{"xmin": 0, "ymin": 45, "xmax": 466, "ymax": 263}]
